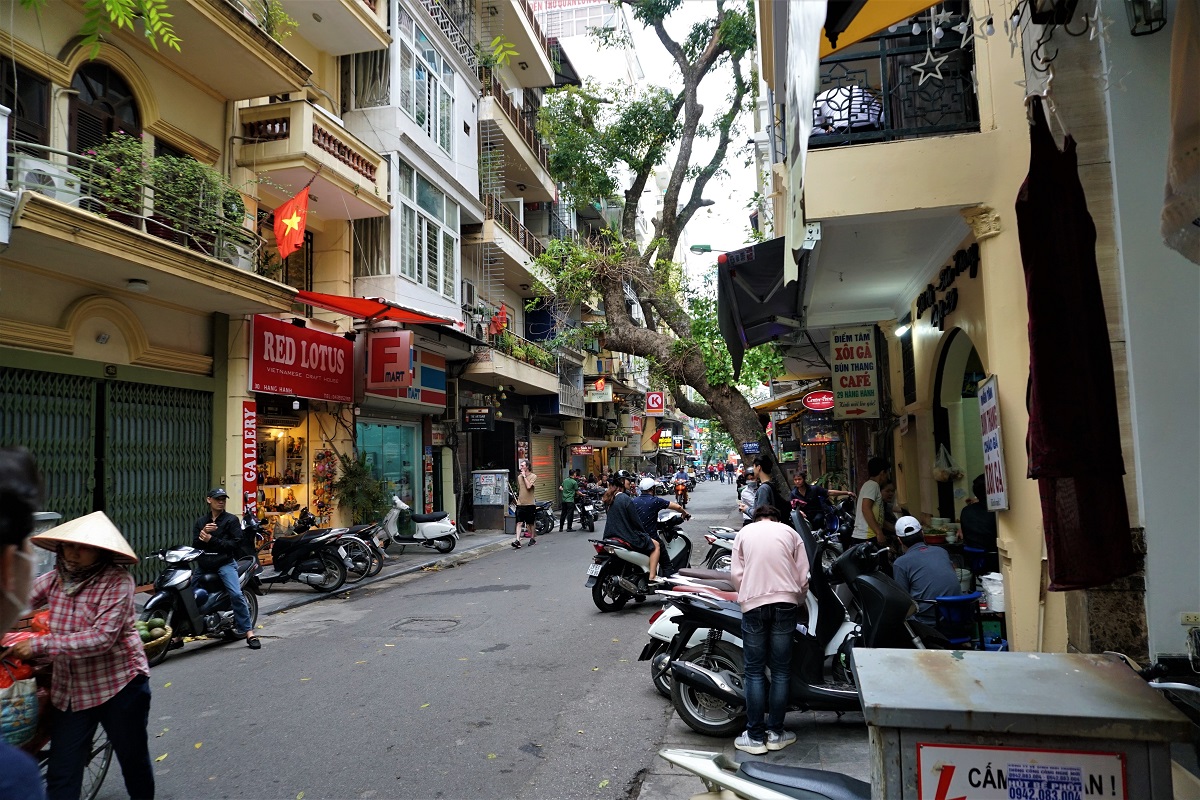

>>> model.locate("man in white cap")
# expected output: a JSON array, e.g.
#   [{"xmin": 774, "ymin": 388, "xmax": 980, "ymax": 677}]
[
  {"xmin": 631, "ymin": 477, "xmax": 689, "ymax": 578},
  {"xmin": 0, "ymin": 447, "xmax": 48, "ymax": 800},
  {"xmin": 193, "ymin": 488, "xmax": 259, "ymax": 649},
  {"xmin": 891, "ymin": 516, "xmax": 962, "ymax": 626}
]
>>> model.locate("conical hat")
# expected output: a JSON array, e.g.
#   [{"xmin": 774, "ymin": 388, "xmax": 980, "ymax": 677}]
[{"xmin": 31, "ymin": 511, "xmax": 139, "ymax": 565}]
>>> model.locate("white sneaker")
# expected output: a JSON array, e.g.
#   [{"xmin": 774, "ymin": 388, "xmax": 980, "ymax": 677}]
[
  {"xmin": 766, "ymin": 729, "xmax": 797, "ymax": 751},
  {"xmin": 734, "ymin": 731, "xmax": 768, "ymax": 755}
]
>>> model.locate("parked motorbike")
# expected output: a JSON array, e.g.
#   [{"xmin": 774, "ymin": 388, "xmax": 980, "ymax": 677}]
[
  {"xmin": 509, "ymin": 493, "xmax": 555, "ymax": 536},
  {"xmin": 659, "ymin": 749, "xmax": 869, "ymax": 800},
  {"xmin": 140, "ymin": 537, "xmax": 263, "ymax": 666},
  {"xmin": 585, "ymin": 508, "xmax": 692, "ymax": 611},
  {"xmin": 701, "ymin": 526, "xmax": 736, "ymax": 571},
  {"xmin": 577, "ymin": 494, "xmax": 599, "ymax": 533},
  {"xmin": 374, "ymin": 496, "xmax": 458, "ymax": 554},
  {"xmin": 257, "ymin": 509, "xmax": 349, "ymax": 594},
  {"xmin": 641, "ymin": 572, "xmax": 741, "ymax": 697}
]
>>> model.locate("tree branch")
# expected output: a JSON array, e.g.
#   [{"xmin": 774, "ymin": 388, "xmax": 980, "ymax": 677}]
[{"xmin": 670, "ymin": 386, "xmax": 715, "ymax": 419}]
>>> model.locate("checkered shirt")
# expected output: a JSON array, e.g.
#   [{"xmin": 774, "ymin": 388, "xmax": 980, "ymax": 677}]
[{"xmin": 26, "ymin": 565, "xmax": 150, "ymax": 711}]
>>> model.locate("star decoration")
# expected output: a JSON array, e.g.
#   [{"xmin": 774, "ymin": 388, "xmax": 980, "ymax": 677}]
[
  {"xmin": 970, "ymin": 8, "xmax": 994, "ymax": 44},
  {"xmin": 933, "ymin": 8, "xmax": 956, "ymax": 27},
  {"xmin": 911, "ymin": 48, "xmax": 949, "ymax": 86},
  {"xmin": 954, "ymin": 19, "xmax": 973, "ymax": 49},
  {"xmin": 282, "ymin": 211, "xmax": 302, "ymax": 233},
  {"xmin": 1090, "ymin": 0, "xmax": 1114, "ymax": 42}
]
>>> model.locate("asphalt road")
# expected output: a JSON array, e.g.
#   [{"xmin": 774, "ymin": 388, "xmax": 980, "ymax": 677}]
[{"xmin": 98, "ymin": 476, "xmax": 743, "ymax": 800}]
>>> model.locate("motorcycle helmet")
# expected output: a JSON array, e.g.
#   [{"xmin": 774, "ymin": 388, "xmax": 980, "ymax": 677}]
[
  {"xmin": 614, "ymin": 469, "xmax": 634, "ymax": 484},
  {"xmin": 638, "ymin": 476, "xmax": 657, "ymax": 492}
]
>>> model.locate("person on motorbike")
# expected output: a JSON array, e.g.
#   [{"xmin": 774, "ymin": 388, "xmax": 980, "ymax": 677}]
[
  {"xmin": 605, "ymin": 471, "xmax": 664, "ymax": 586},
  {"xmin": 672, "ymin": 467, "xmax": 689, "ymax": 503},
  {"xmin": 790, "ymin": 471, "xmax": 853, "ymax": 523},
  {"xmin": 632, "ymin": 477, "xmax": 690, "ymax": 577},
  {"xmin": 193, "ymin": 488, "xmax": 259, "ymax": 649}
]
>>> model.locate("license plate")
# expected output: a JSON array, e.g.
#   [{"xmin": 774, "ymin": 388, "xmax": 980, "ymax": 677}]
[{"xmin": 587, "ymin": 563, "xmax": 603, "ymax": 577}]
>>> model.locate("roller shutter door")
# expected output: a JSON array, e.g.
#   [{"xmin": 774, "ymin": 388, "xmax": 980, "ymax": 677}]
[{"xmin": 531, "ymin": 434, "xmax": 557, "ymax": 506}]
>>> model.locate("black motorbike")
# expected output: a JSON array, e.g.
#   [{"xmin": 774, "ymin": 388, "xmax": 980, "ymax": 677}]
[
  {"xmin": 257, "ymin": 508, "xmax": 349, "ymax": 593},
  {"xmin": 140, "ymin": 538, "xmax": 263, "ymax": 667},
  {"xmin": 586, "ymin": 508, "xmax": 692, "ymax": 611},
  {"xmin": 576, "ymin": 493, "xmax": 599, "ymax": 532}
]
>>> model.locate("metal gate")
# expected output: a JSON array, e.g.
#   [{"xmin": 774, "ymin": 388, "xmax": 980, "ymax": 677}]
[
  {"xmin": 531, "ymin": 434, "xmax": 556, "ymax": 507},
  {"xmin": 0, "ymin": 366, "xmax": 212, "ymax": 584}
]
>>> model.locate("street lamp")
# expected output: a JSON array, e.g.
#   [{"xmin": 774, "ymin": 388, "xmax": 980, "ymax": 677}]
[{"xmin": 689, "ymin": 244, "xmax": 729, "ymax": 254}]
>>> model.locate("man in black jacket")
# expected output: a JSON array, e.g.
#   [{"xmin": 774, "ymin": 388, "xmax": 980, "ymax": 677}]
[{"xmin": 193, "ymin": 488, "xmax": 260, "ymax": 649}]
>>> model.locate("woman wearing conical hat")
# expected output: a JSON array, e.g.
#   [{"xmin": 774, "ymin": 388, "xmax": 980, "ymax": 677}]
[{"xmin": 8, "ymin": 512, "xmax": 154, "ymax": 800}]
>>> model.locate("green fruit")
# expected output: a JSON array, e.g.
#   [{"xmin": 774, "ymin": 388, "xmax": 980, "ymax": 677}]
[
  {"xmin": 149, "ymin": 627, "xmax": 167, "ymax": 639},
  {"xmin": 140, "ymin": 631, "xmax": 155, "ymax": 642},
  {"xmin": 147, "ymin": 617, "xmax": 166, "ymax": 629}
]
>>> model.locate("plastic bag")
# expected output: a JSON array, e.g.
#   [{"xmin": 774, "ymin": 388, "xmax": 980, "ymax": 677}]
[
  {"xmin": 933, "ymin": 444, "xmax": 964, "ymax": 483},
  {"xmin": 0, "ymin": 660, "xmax": 37, "ymax": 746}
]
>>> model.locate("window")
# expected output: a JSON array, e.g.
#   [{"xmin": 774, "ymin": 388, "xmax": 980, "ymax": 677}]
[
  {"xmin": 340, "ymin": 50, "xmax": 390, "ymax": 110},
  {"xmin": 1, "ymin": 62, "xmax": 49, "ymax": 146},
  {"xmin": 69, "ymin": 63, "xmax": 141, "ymax": 154},
  {"xmin": 396, "ymin": 24, "xmax": 454, "ymax": 155},
  {"xmin": 395, "ymin": 158, "xmax": 458, "ymax": 300},
  {"xmin": 353, "ymin": 217, "xmax": 390, "ymax": 277}
]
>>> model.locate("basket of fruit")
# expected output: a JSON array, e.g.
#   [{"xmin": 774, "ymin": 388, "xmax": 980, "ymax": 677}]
[{"xmin": 136, "ymin": 618, "xmax": 172, "ymax": 660}]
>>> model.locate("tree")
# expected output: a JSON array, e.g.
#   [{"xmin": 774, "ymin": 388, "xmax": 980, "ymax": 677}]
[
  {"xmin": 19, "ymin": 0, "xmax": 181, "ymax": 55},
  {"xmin": 534, "ymin": 0, "xmax": 791, "ymax": 501}
]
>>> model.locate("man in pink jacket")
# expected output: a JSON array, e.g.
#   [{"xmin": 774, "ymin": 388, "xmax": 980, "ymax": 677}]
[{"xmin": 730, "ymin": 505, "xmax": 810, "ymax": 754}]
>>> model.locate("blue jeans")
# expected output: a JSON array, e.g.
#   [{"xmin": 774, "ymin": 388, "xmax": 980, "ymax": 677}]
[
  {"xmin": 217, "ymin": 561, "xmax": 253, "ymax": 635},
  {"xmin": 741, "ymin": 603, "xmax": 797, "ymax": 741},
  {"xmin": 47, "ymin": 674, "xmax": 154, "ymax": 800}
]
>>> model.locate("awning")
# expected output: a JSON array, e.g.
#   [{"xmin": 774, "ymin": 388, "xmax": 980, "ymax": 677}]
[
  {"xmin": 822, "ymin": 0, "xmax": 942, "ymax": 57},
  {"xmin": 296, "ymin": 290, "xmax": 464, "ymax": 329},
  {"xmin": 716, "ymin": 237, "xmax": 806, "ymax": 381}
]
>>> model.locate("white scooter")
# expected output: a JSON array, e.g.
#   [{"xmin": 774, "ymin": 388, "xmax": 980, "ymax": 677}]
[
  {"xmin": 659, "ymin": 749, "xmax": 869, "ymax": 800},
  {"xmin": 376, "ymin": 496, "xmax": 458, "ymax": 554}
]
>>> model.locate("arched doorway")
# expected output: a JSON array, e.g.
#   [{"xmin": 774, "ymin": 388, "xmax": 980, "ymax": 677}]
[
  {"xmin": 932, "ymin": 329, "xmax": 987, "ymax": 520},
  {"xmin": 69, "ymin": 62, "xmax": 141, "ymax": 153}
]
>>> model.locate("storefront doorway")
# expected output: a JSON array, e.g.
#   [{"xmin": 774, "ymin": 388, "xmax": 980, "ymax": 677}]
[
  {"xmin": 932, "ymin": 329, "xmax": 987, "ymax": 520},
  {"xmin": 358, "ymin": 420, "xmax": 420, "ymax": 535}
]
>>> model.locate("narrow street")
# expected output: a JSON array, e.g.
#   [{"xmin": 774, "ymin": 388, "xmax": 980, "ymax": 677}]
[{"xmin": 107, "ymin": 479, "xmax": 742, "ymax": 800}]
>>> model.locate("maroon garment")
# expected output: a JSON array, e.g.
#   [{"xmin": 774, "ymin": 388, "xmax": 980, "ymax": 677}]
[{"xmin": 1015, "ymin": 97, "xmax": 1134, "ymax": 591}]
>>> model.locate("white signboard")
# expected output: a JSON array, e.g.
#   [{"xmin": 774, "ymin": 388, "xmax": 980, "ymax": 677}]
[
  {"xmin": 977, "ymin": 375, "xmax": 1009, "ymax": 511},
  {"xmin": 584, "ymin": 385, "xmax": 613, "ymax": 403},
  {"xmin": 830, "ymin": 325, "xmax": 879, "ymax": 420},
  {"xmin": 917, "ymin": 743, "xmax": 1126, "ymax": 800}
]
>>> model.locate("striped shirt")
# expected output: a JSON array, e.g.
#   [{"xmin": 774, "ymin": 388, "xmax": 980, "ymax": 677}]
[{"xmin": 26, "ymin": 565, "xmax": 150, "ymax": 711}]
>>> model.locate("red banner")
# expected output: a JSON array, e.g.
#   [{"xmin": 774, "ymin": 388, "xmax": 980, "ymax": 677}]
[
  {"xmin": 242, "ymin": 400, "xmax": 257, "ymax": 516},
  {"xmin": 248, "ymin": 315, "xmax": 354, "ymax": 403},
  {"xmin": 366, "ymin": 330, "xmax": 414, "ymax": 390}
]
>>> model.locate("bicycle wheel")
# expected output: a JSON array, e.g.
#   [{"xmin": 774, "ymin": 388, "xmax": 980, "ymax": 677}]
[{"xmin": 341, "ymin": 537, "xmax": 374, "ymax": 584}]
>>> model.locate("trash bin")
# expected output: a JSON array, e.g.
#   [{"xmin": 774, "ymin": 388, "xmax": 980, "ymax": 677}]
[{"xmin": 504, "ymin": 512, "xmax": 516, "ymax": 536}]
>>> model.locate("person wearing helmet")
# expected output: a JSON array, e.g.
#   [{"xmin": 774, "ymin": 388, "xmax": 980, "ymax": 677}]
[
  {"xmin": 891, "ymin": 516, "xmax": 961, "ymax": 626},
  {"xmin": 632, "ymin": 477, "xmax": 690, "ymax": 575},
  {"xmin": 605, "ymin": 472, "xmax": 665, "ymax": 586}
]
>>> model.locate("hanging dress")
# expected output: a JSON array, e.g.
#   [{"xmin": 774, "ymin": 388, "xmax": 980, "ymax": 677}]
[{"xmin": 1015, "ymin": 97, "xmax": 1135, "ymax": 591}]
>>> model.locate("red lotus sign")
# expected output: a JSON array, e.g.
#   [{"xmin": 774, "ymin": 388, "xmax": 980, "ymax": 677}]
[
  {"xmin": 802, "ymin": 390, "xmax": 835, "ymax": 412},
  {"xmin": 248, "ymin": 315, "xmax": 354, "ymax": 403}
]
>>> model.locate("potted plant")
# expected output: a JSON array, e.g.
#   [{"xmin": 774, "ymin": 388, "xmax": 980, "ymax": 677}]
[
  {"xmin": 86, "ymin": 131, "xmax": 148, "ymax": 223},
  {"xmin": 331, "ymin": 453, "xmax": 390, "ymax": 525},
  {"xmin": 150, "ymin": 155, "xmax": 246, "ymax": 256}
]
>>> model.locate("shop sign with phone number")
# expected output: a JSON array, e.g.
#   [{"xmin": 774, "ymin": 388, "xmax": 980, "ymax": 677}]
[{"xmin": 917, "ymin": 743, "xmax": 1126, "ymax": 800}]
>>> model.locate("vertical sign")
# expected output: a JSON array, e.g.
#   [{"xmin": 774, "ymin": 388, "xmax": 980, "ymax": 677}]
[
  {"xmin": 242, "ymin": 400, "xmax": 257, "ymax": 517},
  {"xmin": 366, "ymin": 330, "xmax": 414, "ymax": 390},
  {"xmin": 977, "ymin": 375, "xmax": 1009, "ymax": 510},
  {"xmin": 830, "ymin": 325, "xmax": 879, "ymax": 419},
  {"xmin": 645, "ymin": 391, "xmax": 665, "ymax": 416}
]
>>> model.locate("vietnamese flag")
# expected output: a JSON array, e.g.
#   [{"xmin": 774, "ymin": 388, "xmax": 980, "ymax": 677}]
[{"xmin": 273, "ymin": 188, "xmax": 309, "ymax": 259}]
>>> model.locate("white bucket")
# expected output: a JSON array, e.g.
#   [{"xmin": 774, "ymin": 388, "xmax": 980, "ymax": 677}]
[
  {"xmin": 980, "ymin": 572, "xmax": 1005, "ymax": 612},
  {"xmin": 955, "ymin": 568, "xmax": 974, "ymax": 593}
]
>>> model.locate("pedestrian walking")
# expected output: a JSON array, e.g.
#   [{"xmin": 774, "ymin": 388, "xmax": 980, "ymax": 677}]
[
  {"xmin": 512, "ymin": 461, "xmax": 537, "ymax": 548},
  {"xmin": 192, "ymin": 488, "xmax": 259, "ymax": 649},
  {"xmin": 559, "ymin": 469, "xmax": 579, "ymax": 532},
  {"xmin": 11, "ymin": 512, "xmax": 155, "ymax": 800},
  {"xmin": 730, "ymin": 505, "xmax": 810, "ymax": 755}
]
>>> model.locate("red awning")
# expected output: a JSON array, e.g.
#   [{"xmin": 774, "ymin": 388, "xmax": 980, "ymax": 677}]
[{"xmin": 295, "ymin": 290, "xmax": 463, "ymax": 329}]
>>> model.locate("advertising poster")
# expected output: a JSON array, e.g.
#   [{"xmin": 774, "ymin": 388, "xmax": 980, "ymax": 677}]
[
  {"xmin": 242, "ymin": 400, "xmax": 257, "ymax": 516},
  {"xmin": 645, "ymin": 391, "xmax": 665, "ymax": 416},
  {"xmin": 830, "ymin": 325, "xmax": 879, "ymax": 419},
  {"xmin": 977, "ymin": 375, "xmax": 1010, "ymax": 510}
]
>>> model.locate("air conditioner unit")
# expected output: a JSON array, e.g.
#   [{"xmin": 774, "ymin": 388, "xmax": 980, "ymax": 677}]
[
  {"xmin": 218, "ymin": 241, "xmax": 255, "ymax": 271},
  {"xmin": 13, "ymin": 155, "xmax": 83, "ymax": 207},
  {"xmin": 462, "ymin": 280, "xmax": 477, "ymax": 308}
]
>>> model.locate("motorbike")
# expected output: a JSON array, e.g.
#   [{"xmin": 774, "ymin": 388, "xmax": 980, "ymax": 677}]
[
  {"xmin": 701, "ymin": 526, "xmax": 736, "ymax": 571},
  {"xmin": 576, "ymin": 493, "xmax": 599, "ymax": 532},
  {"xmin": 257, "ymin": 509, "xmax": 349, "ymax": 594},
  {"xmin": 659, "ymin": 749, "xmax": 869, "ymax": 800},
  {"xmin": 674, "ymin": 478, "xmax": 690, "ymax": 506},
  {"xmin": 374, "ymin": 495, "xmax": 458, "ymax": 554},
  {"xmin": 140, "ymin": 535, "xmax": 263, "ymax": 666},
  {"xmin": 663, "ymin": 532, "xmax": 944, "ymax": 737},
  {"xmin": 641, "ymin": 571, "xmax": 741, "ymax": 697},
  {"xmin": 509, "ymin": 493, "xmax": 555, "ymax": 536},
  {"xmin": 585, "ymin": 507, "xmax": 692, "ymax": 611}
]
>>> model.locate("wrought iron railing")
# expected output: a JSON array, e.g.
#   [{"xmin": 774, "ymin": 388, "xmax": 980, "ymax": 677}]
[
  {"xmin": 514, "ymin": 0, "xmax": 551, "ymax": 57},
  {"xmin": 808, "ymin": 31, "xmax": 979, "ymax": 149},
  {"xmin": 483, "ymin": 194, "xmax": 546, "ymax": 259},
  {"xmin": 559, "ymin": 381, "xmax": 584, "ymax": 417},
  {"xmin": 479, "ymin": 68, "xmax": 550, "ymax": 172},
  {"xmin": 419, "ymin": 0, "xmax": 477, "ymax": 67},
  {"xmin": 488, "ymin": 329, "xmax": 557, "ymax": 374},
  {"xmin": 6, "ymin": 141, "xmax": 263, "ymax": 270}
]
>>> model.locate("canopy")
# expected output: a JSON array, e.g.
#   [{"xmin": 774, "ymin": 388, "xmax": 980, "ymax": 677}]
[
  {"xmin": 822, "ymin": 0, "xmax": 943, "ymax": 57},
  {"xmin": 296, "ymin": 290, "xmax": 463, "ymax": 329}
]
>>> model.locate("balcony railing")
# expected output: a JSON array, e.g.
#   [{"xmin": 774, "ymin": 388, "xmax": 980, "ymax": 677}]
[
  {"xmin": 514, "ymin": 0, "xmax": 551, "ymax": 56},
  {"xmin": 583, "ymin": 418, "xmax": 613, "ymax": 439},
  {"xmin": 418, "ymin": 0, "xmax": 477, "ymax": 67},
  {"xmin": 488, "ymin": 329, "xmax": 557, "ymax": 373},
  {"xmin": 559, "ymin": 381, "xmax": 584, "ymax": 417},
  {"xmin": 808, "ymin": 30, "xmax": 979, "ymax": 149},
  {"xmin": 483, "ymin": 194, "xmax": 546, "ymax": 259},
  {"xmin": 479, "ymin": 68, "xmax": 550, "ymax": 173},
  {"xmin": 7, "ymin": 141, "xmax": 262, "ymax": 270},
  {"xmin": 241, "ymin": 101, "xmax": 379, "ymax": 182}
]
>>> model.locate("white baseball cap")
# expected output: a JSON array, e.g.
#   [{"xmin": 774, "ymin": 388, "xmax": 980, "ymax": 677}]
[
  {"xmin": 895, "ymin": 515, "xmax": 923, "ymax": 539},
  {"xmin": 638, "ymin": 477, "xmax": 657, "ymax": 491}
]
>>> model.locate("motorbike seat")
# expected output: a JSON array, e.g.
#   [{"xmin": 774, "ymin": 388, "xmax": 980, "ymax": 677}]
[
  {"xmin": 410, "ymin": 511, "xmax": 448, "ymax": 523},
  {"xmin": 738, "ymin": 761, "xmax": 870, "ymax": 800},
  {"xmin": 678, "ymin": 567, "xmax": 735, "ymax": 583},
  {"xmin": 673, "ymin": 582, "xmax": 737, "ymax": 600},
  {"xmin": 235, "ymin": 556, "xmax": 257, "ymax": 575},
  {"xmin": 272, "ymin": 530, "xmax": 326, "ymax": 556},
  {"xmin": 710, "ymin": 529, "xmax": 736, "ymax": 541}
]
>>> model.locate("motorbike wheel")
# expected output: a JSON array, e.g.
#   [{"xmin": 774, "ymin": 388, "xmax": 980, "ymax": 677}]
[
  {"xmin": 366, "ymin": 541, "xmax": 386, "ymax": 576},
  {"xmin": 38, "ymin": 721, "xmax": 114, "ymax": 800},
  {"xmin": 536, "ymin": 515, "xmax": 553, "ymax": 536},
  {"xmin": 591, "ymin": 569, "xmax": 630, "ymax": 612},
  {"xmin": 671, "ymin": 641, "xmax": 746, "ymax": 738},
  {"xmin": 342, "ymin": 538, "xmax": 374, "ymax": 584},
  {"xmin": 434, "ymin": 536, "xmax": 456, "ymax": 554},
  {"xmin": 140, "ymin": 608, "xmax": 175, "ymax": 667},
  {"xmin": 705, "ymin": 551, "xmax": 732, "ymax": 572},
  {"xmin": 647, "ymin": 640, "xmax": 672, "ymax": 698},
  {"xmin": 312, "ymin": 550, "xmax": 348, "ymax": 593},
  {"xmin": 583, "ymin": 513, "xmax": 595, "ymax": 533}
]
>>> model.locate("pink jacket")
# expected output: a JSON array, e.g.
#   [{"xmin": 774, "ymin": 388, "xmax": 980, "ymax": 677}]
[{"xmin": 730, "ymin": 520, "xmax": 810, "ymax": 613}]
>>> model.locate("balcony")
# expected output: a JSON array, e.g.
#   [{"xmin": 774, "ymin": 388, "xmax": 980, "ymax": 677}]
[
  {"xmin": 419, "ymin": 0, "xmax": 477, "ymax": 68},
  {"xmin": 237, "ymin": 100, "xmax": 389, "ymax": 219},
  {"xmin": 4, "ymin": 141, "xmax": 293, "ymax": 316},
  {"xmin": 479, "ymin": 69, "xmax": 556, "ymax": 202},
  {"xmin": 480, "ymin": 0, "xmax": 555, "ymax": 88},
  {"xmin": 463, "ymin": 194, "xmax": 552, "ymax": 292},
  {"xmin": 559, "ymin": 380, "xmax": 584, "ymax": 417},
  {"xmin": 284, "ymin": 0, "xmax": 390, "ymax": 55},
  {"xmin": 807, "ymin": 32, "xmax": 979, "ymax": 150},
  {"xmin": 462, "ymin": 330, "xmax": 559, "ymax": 395}
]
